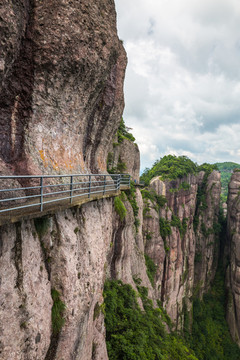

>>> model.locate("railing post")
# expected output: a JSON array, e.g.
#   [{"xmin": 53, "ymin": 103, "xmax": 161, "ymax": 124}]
[
  {"xmin": 118, "ymin": 174, "xmax": 121, "ymax": 190},
  {"xmin": 70, "ymin": 175, "xmax": 73, "ymax": 204},
  {"xmin": 128, "ymin": 175, "xmax": 131, "ymax": 187},
  {"xmin": 40, "ymin": 176, "xmax": 43, "ymax": 211},
  {"xmin": 88, "ymin": 175, "xmax": 91, "ymax": 198},
  {"xmin": 103, "ymin": 175, "xmax": 106, "ymax": 195}
]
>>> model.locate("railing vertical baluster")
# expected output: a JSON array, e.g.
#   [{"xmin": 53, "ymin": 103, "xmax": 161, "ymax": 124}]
[
  {"xmin": 40, "ymin": 176, "xmax": 43, "ymax": 211},
  {"xmin": 70, "ymin": 175, "xmax": 73, "ymax": 204},
  {"xmin": 103, "ymin": 175, "xmax": 106, "ymax": 195},
  {"xmin": 88, "ymin": 175, "xmax": 91, "ymax": 198},
  {"xmin": 0, "ymin": 172, "xmax": 131, "ymax": 216}
]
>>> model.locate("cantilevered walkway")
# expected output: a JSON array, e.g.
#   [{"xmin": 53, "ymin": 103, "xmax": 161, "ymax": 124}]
[{"xmin": 0, "ymin": 173, "xmax": 130, "ymax": 226}]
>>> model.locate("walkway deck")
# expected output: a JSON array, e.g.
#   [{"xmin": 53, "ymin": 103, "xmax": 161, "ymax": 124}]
[{"xmin": 0, "ymin": 173, "xmax": 130, "ymax": 226}]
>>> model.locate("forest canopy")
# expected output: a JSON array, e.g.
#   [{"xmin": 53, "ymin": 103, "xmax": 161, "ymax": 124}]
[
  {"xmin": 140, "ymin": 155, "xmax": 217, "ymax": 185},
  {"xmin": 215, "ymin": 162, "xmax": 240, "ymax": 203}
]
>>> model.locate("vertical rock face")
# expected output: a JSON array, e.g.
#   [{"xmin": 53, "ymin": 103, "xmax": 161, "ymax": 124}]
[
  {"xmin": 194, "ymin": 171, "xmax": 221, "ymax": 296},
  {"xmin": 108, "ymin": 138, "xmax": 140, "ymax": 182},
  {"xmin": 110, "ymin": 189, "xmax": 153, "ymax": 292},
  {"xmin": 0, "ymin": 192, "xmax": 153, "ymax": 360},
  {"xmin": 142, "ymin": 171, "xmax": 221, "ymax": 326},
  {"xmin": 0, "ymin": 200, "xmax": 114, "ymax": 360},
  {"xmin": 0, "ymin": 169, "xmax": 222, "ymax": 358},
  {"xmin": 0, "ymin": 222, "xmax": 52, "ymax": 360},
  {"xmin": 0, "ymin": 0, "xmax": 227, "ymax": 356},
  {"xmin": 0, "ymin": 0, "xmax": 126, "ymax": 175},
  {"xmin": 226, "ymin": 171, "xmax": 240, "ymax": 345}
]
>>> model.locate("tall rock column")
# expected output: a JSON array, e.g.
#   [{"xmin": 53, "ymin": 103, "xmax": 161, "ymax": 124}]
[
  {"xmin": 226, "ymin": 170, "xmax": 240, "ymax": 346},
  {"xmin": 193, "ymin": 170, "xmax": 221, "ymax": 296},
  {"xmin": 142, "ymin": 170, "xmax": 221, "ymax": 328}
]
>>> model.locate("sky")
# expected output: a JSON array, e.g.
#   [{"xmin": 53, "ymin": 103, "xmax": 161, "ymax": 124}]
[{"xmin": 115, "ymin": 0, "xmax": 240, "ymax": 171}]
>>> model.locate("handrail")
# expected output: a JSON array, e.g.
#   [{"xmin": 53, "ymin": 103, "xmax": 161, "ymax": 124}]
[{"xmin": 0, "ymin": 173, "xmax": 131, "ymax": 214}]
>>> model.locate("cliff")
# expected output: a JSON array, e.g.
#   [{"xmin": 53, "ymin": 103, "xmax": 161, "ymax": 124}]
[
  {"xmin": 226, "ymin": 170, "xmax": 240, "ymax": 346},
  {"xmin": 0, "ymin": 0, "xmax": 237, "ymax": 358},
  {"xmin": 108, "ymin": 137, "xmax": 140, "ymax": 182},
  {"xmin": 0, "ymin": 188, "xmax": 150, "ymax": 359},
  {"xmin": 0, "ymin": 168, "xmax": 222, "ymax": 359},
  {"xmin": 142, "ymin": 170, "xmax": 221, "ymax": 327},
  {"xmin": 0, "ymin": 0, "xmax": 126, "ymax": 176}
]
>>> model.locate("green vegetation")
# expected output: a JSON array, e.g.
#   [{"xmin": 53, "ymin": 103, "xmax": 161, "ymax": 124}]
[
  {"xmin": 94, "ymin": 302, "xmax": 105, "ymax": 320},
  {"xmin": 117, "ymin": 118, "xmax": 135, "ymax": 143},
  {"xmin": 143, "ymin": 201, "xmax": 152, "ymax": 219},
  {"xmin": 144, "ymin": 254, "xmax": 157, "ymax": 286},
  {"xmin": 104, "ymin": 270, "xmax": 240, "ymax": 360},
  {"xmin": 114, "ymin": 196, "xmax": 127, "ymax": 221},
  {"xmin": 34, "ymin": 216, "xmax": 50, "ymax": 238},
  {"xmin": 74, "ymin": 227, "xmax": 79, "ymax": 234},
  {"xmin": 140, "ymin": 155, "xmax": 218, "ymax": 187},
  {"xmin": 104, "ymin": 279, "xmax": 198, "ymax": 360},
  {"xmin": 124, "ymin": 181, "xmax": 140, "ymax": 231},
  {"xmin": 170, "ymin": 181, "xmax": 191, "ymax": 193},
  {"xmin": 140, "ymin": 155, "xmax": 198, "ymax": 185},
  {"xmin": 193, "ymin": 165, "xmax": 217, "ymax": 233},
  {"xmin": 159, "ymin": 217, "xmax": 172, "ymax": 240},
  {"xmin": 171, "ymin": 214, "xmax": 188, "ymax": 239},
  {"xmin": 197, "ymin": 163, "xmax": 218, "ymax": 173},
  {"xmin": 141, "ymin": 188, "xmax": 167, "ymax": 210},
  {"xmin": 180, "ymin": 181, "xmax": 191, "ymax": 190},
  {"xmin": 144, "ymin": 230, "xmax": 153, "ymax": 240},
  {"xmin": 107, "ymin": 154, "xmax": 127, "ymax": 174},
  {"xmin": 51, "ymin": 288, "xmax": 66, "ymax": 335},
  {"xmin": 141, "ymin": 188, "xmax": 167, "ymax": 222},
  {"xmin": 117, "ymin": 159, "xmax": 127, "ymax": 173},
  {"xmin": 189, "ymin": 268, "xmax": 240, "ymax": 360},
  {"xmin": 107, "ymin": 118, "xmax": 135, "ymax": 173},
  {"xmin": 158, "ymin": 215, "xmax": 188, "ymax": 251},
  {"xmin": 215, "ymin": 162, "xmax": 240, "ymax": 203}
]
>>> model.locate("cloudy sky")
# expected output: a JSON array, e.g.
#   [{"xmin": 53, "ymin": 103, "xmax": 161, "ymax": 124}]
[{"xmin": 115, "ymin": 0, "xmax": 240, "ymax": 171}]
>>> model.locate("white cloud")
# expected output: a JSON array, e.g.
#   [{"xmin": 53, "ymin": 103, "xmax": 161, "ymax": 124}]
[{"xmin": 115, "ymin": 0, "xmax": 240, "ymax": 171}]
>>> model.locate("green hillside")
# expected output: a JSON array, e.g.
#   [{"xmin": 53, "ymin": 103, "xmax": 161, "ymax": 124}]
[
  {"xmin": 215, "ymin": 162, "xmax": 240, "ymax": 203},
  {"xmin": 141, "ymin": 158, "xmax": 240, "ymax": 203},
  {"xmin": 140, "ymin": 155, "xmax": 217, "ymax": 186}
]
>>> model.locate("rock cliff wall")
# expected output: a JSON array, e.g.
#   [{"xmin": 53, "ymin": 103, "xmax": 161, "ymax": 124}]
[
  {"xmin": 0, "ymin": 0, "xmax": 230, "ymax": 358},
  {"xmin": 108, "ymin": 137, "xmax": 140, "ymax": 182},
  {"xmin": 0, "ymin": 169, "xmax": 222, "ymax": 359},
  {"xmin": 226, "ymin": 170, "xmax": 240, "ymax": 346},
  {"xmin": 0, "ymin": 190, "xmax": 152, "ymax": 360},
  {"xmin": 0, "ymin": 0, "xmax": 126, "ymax": 176},
  {"xmin": 142, "ymin": 171, "xmax": 221, "ymax": 327}
]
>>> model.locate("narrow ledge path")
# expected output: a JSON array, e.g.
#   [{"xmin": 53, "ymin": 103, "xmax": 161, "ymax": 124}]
[{"xmin": 0, "ymin": 173, "xmax": 130, "ymax": 226}]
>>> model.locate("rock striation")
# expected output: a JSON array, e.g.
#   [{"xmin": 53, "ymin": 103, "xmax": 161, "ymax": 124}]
[
  {"xmin": 0, "ymin": 192, "xmax": 151, "ymax": 360},
  {"xmin": 143, "ymin": 171, "xmax": 221, "ymax": 327},
  {"xmin": 0, "ymin": 0, "xmax": 126, "ymax": 176},
  {"xmin": 226, "ymin": 170, "xmax": 240, "ymax": 346},
  {"xmin": 0, "ymin": 0, "xmax": 231, "ymax": 358},
  {"xmin": 108, "ymin": 137, "xmax": 140, "ymax": 182},
  {"xmin": 0, "ymin": 169, "xmax": 222, "ymax": 359}
]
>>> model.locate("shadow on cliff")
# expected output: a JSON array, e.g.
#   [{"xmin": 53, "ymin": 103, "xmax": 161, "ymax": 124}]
[{"xmin": 0, "ymin": 0, "xmax": 36, "ymax": 177}]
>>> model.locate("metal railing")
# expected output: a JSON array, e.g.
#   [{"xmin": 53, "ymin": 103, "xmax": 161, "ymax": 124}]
[{"xmin": 0, "ymin": 173, "xmax": 131, "ymax": 214}]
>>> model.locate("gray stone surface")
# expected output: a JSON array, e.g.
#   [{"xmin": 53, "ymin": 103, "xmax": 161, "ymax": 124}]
[
  {"xmin": 227, "ymin": 171, "xmax": 240, "ymax": 345},
  {"xmin": 0, "ymin": 0, "xmax": 126, "ymax": 176}
]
